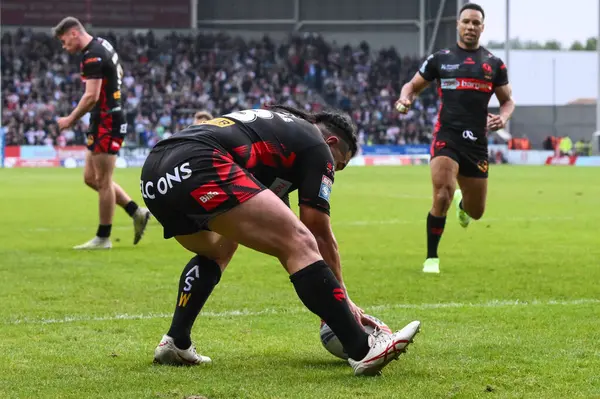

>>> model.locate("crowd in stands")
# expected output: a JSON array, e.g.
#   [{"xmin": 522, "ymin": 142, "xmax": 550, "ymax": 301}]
[{"xmin": 1, "ymin": 29, "xmax": 439, "ymax": 148}]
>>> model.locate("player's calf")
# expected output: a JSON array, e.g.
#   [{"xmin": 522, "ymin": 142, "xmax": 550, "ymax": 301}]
[
  {"xmin": 166, "ymin": 255, "xmax": 222, "ymax": 351},
  {"xmin": 290, "ymin": 261, "xmax": 371, "ymax": 361}
]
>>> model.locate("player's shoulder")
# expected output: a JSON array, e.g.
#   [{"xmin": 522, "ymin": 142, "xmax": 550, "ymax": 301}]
[{"xmin": 480, "ymin": 46, "xmax": 506, "ymax": 65}]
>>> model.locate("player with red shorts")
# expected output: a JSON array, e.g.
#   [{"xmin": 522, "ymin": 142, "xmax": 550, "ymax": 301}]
[
  {"xmin": 54, "ymin": 17, "xmax": 150, "ymax": 249},
  {"xmin": 141, "ymin": 106, "xmax": 421, "ymax": 376},
  {"xmin": 396, "ymin": 3, "xmax": 515, "ymax": 273}
]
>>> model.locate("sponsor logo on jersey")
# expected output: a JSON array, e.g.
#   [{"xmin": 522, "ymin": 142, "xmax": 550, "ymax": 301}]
[
  {"xmin": 318, "ymin": 175, "xmax": 333, "ymax": 202},
  {"xmin": 268, "ymin": 178, "xmax": 292, "ymax": 198},
  {"xmin": 190, "ymin": 184, "xmax": 228, "ymax": 211},
  {"xmin": 440, "ymin": 78, "xmax": 492, "ymax": 93},
  {"xmin": 441, "ymin": 64, "xmax": 460, "ymax": 71},
  {"xmin": 198, "ymin": 117, "xmax": 235, "ymax": 127},
  {"xmin": 463, "ymin": 57, "xmax": 476, "ymax": 65},
  {"xmin": 477, "ymin": 160, "xmax": 489, "ymax": 173},
  {"xmin": 482, "ymin": 63, "xmax": 493, "ymax": 80},
  {"xmin": 140, "ymin": 162, "xmax": 193, "ymax": 199},
  {"xmin": 462, "ymin": 130, "xmax": 478, "ymax": 141},
  {"xmin": 84, "ymin": 57, "xmax": 102, "ymax": 64}
]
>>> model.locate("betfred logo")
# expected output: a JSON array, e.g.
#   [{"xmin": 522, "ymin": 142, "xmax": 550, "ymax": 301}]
[
  {"xmin": 199, "ymin": 191, "xmax": 220, "ymax": 203},
  {"xmin": 190, "ymin": 183, "xmax": 228, "ymax": 211}
]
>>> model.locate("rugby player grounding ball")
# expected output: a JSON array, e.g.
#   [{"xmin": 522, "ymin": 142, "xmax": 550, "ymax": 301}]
[{"xmin": 320, "ymin": 314, "xmax": 393, "ymax": 360}]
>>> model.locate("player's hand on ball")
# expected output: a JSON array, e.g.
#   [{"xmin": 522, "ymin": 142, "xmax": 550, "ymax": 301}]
[
  {"xmin": 57, "ymin": 116, "xmax": 74, "ymax": 131},
  {"xmin": 395, "ymin": 98, "xmax": 411, "ymax": 114},
  {"xmin": 346, "ymin": 297, "xmax": 372, "ymax": 330},
  {"xmin": 487, "ymin": 113, "xmax": 506, "ymax": 131}
]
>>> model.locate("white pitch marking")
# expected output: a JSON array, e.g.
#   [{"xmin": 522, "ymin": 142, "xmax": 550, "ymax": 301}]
[{"xmin": 5, "ymin": 298, "xmax": 599, "ymax": 326}]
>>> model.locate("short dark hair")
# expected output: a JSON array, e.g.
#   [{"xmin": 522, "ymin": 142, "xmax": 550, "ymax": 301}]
[
  {"xmin": 194, "ymin": 111, "xmax": 213, "ymax": 121},
  {"xmin": 459, "ymin": 3, "xmax": 485, "ymax": 20},
  {"xmin": 52, "ymin": 17, "xmax": 84, "ymax": 38},
  {"xmin": 269, "ymin": 104, "xmax": 358, "ymax": 157}
]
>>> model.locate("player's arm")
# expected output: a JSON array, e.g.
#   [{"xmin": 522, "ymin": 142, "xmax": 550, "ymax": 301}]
[
  {"xmin": 396, "ymin": 53, "xmax": 437, "ymax": 112},
  {"xmin": 299, "ymin": 205, "xmax": 344, "ymax": 286},
  {"xmin": 489, "ymin": 62, "xmax": 515, "ymax": 130},
  {"xmin": 69, "ymin": 78, "xmax": 102, "ymax": 122},
  {"xmin": 295, "ymin": 145, "xmax": 345, "ymax": 285},
  {"xmin": 58, "ymin": 53, "xmax": 103, "ymax": 130}
]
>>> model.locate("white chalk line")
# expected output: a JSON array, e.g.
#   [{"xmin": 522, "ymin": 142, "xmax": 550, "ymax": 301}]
[
  {"xmin": 5, "ymin": 298, "xmax": 599, "ymax": 326},
  {"xmin": 14, "ymin": 215, "xmax": 581, "ymax": 233}
]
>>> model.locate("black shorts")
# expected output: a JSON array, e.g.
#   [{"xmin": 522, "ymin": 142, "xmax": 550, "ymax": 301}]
[
  {"xmin": 430, "ymin": 129, "xmax": 489, "ymax": 178},
  {"xmin": 87, "ymin": 112, "xmax": 126, "ymax": 154},
  {"xmin": 140, "ymin": 141, "xmax": 265, "ymax": 239}
]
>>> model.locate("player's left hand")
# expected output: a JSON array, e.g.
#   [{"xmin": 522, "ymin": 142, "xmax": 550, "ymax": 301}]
[
  {"xmin": 346, "ymin": 296, "xmax": 377, "ymax": 330},
  {"xmin": 487, "ymin": 113, "xmax": 506, "ymax": 131},
  {"xmin": 57, "ymin": 116, "xmax": 74, "ymax": 131}
]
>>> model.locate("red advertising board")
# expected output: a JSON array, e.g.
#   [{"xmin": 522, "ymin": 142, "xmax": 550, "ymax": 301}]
[
  {"xmin": 545, "ymin": 156, "xmax": 578, "ymax": 166},
  {"xmin": 1, "ymin": 0, "xmax": 190, "ymax": 29}
]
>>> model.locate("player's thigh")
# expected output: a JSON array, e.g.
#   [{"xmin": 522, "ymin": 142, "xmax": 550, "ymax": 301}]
[
  {"xmin": 175, "ymin": 231, "xmax": 238, "ymax": 271},
  {"xmin": 91, "ymin": 153, "xmax": 117, "ymax": 186},
  {"xmin": 430, "ymin": 152, "xmax": 459, "ymax": 192},
  {"xmin": 207, "ymin": 189, "xmax": 321, "ymax": 272}
]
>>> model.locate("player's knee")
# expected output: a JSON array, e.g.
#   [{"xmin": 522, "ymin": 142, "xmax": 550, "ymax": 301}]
[
  {"xmin": 282, "ymin": 223, "xmax": 320, "ymax": 260},
  {"xmin": 433, "ymin": 184, "xmax": 454, "ymax": 210},
  {"xmin": 211, "ymin": 241, "xmax": 238, "ymax": 270},
  {"xmin": 84, "ymin": 175, "xmax": 98, "ymax": 190},
  {"xmin": 469, "ymin": 205, "xmax": 485, "ymax": 220},
  {"xmin": 95, "ymin": 174, "xmax": 112, "ymax": 190}
]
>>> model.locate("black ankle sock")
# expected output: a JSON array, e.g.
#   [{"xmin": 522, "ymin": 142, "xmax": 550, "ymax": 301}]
[
  {"xmin": 96, "ymin": 224, "xmax": 112, "ymax": 238},
  {"xmin": 426, "ymin": 213, "xmax": 446, "ymax": 259},
  {"xmin": 459, "ymin": 200, "xmax": 464, "ymax": 211},
  {"xmin": 167, "ymin": 255, "xmax": 222, "ymax": 349},
  {"xmin": 290, "ymin": 261, "xmax": 370, "ymax": 360},
  {"xmin": 124, "ymin": 201, "xmax": 139, "ymax": 218}
]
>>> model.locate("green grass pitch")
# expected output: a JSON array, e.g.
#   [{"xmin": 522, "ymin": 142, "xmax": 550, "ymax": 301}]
[{"xmin": 1, "ymin": 165, "xmax": 599, "ymax": 398}]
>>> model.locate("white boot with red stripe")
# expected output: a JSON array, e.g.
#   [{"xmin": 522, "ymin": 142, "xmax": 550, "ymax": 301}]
[{"xmin": 348, "ymin": 320, "xmax": 421, "ymax": 376}]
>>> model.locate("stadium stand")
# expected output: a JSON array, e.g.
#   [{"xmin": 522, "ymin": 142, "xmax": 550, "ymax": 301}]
[{"xmin": 1, "ymin": 28, "xmax": 439, "ymax": 148}]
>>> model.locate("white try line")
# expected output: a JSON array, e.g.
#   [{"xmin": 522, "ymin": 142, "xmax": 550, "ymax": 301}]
[
  {"xmin": 19, "ymin": 215, "xmax": 580, "ymax": 233},
  {"xmin": 5, "ymin": 298, "xmax": 599, "ymax": 326}
]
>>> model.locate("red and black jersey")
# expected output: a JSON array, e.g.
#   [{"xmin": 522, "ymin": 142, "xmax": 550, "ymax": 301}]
[
  {"xmin": 159, "ymin": 109, "xmax": 336, "ymax": 215},
  {"xmin": 419, "ymin": 44, "xmax": 509, "ymax": 136},
  {"xmin": 80, "ymin": 37, "xmax": 124, "ymax": 117}
]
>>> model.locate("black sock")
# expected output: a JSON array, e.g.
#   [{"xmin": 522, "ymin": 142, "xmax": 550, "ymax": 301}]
[
  {"xmin": 426, "ymin": 213, "xmax": 446, "ymax": 258},
  {"xmin": 459, "ymin": 200, "xmax": 464, "ymax": 211},
  {"xmin": 96, "ymin": 224, "xmax": 112, "ymax": 238},
  {"xmin": 167, "ymin": 255, "xmax": 222, "ymax": 349},
  {"xmin": 290, "ymin": 261, "xmax": 370, "ymax": 360},
  {"xmin": 123, "ymin": 201, "xmax": 139, "ymax": 218}
]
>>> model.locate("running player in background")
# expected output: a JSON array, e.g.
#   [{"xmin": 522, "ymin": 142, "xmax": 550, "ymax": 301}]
[
  {"xmin": 395, "ymin": 3, "xmax": 515, "ymax": 273},
  {"xmin": 141, "ymin": 106, "xmax": 421, "ymax": 376},
  {"xmin": 53, "ymin": 17, "xmax": 150, "ymax": 249}
]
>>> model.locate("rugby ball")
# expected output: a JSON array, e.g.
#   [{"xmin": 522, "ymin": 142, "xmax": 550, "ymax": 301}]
[{"xmin": 319, "ymin": 314, "xmax": 393, "ymax": 360}]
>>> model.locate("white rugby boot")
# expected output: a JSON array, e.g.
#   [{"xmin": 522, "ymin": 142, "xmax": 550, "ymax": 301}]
[
  {"xmin": 153, "ymin": 335, "xmax": 212, "ymax": 366},
  {"xmin": 422, "ymin": 258, "xmax": 440, "ymax": 274},
  {"xmin": 133, "ymin": 207, "xmax": 151, "ymax": 245},
  {"xmin": 73, "ymin": 236, "xmax": 112, "ymax": 250},
  {"xmin": 348, "ymin": 320, "xmax": 421, "ymax": 376}
]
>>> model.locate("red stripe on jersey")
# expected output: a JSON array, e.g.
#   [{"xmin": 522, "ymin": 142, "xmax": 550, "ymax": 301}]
[
  {"xmin": 431, "ymin": 84, "xmax": 443, "ymax": 156},
  {"xmin": 99, "ymin": 78, "xmax": 108, "ymax": 113}
]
